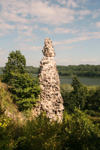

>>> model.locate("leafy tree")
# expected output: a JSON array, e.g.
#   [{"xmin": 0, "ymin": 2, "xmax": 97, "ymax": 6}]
[
  {"xmin": 9, "ymin": 72, "xmax": 40, "ymax": 111},
  {"xmin": 2, "ymin": 50, "xmax": 26, "ymax": 83},
  {"xmin": 71, "ymin": 76, "xmax": 82, "ymax": 92},
  {"xmin": 71, "ymin": 76, "xmax": 88, "ymax": 110}
]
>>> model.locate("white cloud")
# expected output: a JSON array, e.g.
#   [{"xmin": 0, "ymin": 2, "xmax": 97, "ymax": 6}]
[
  {"xmin": 29, "ymin": 1, "xmax": 75, "ymax": 25},
  {"xmin": 0, "ymin": 23, "xmax": 15, "ymax": 30},
  {"xmin": 1, "ymin": 11, "xmax": 29, "ymax": 24},
  {"xmin": 82, "ymin": 59, "xmax": 97, "ymax": 62},
  {"xmin": 21, "ymin": 46, "xmax": 42, "ymax": 51},
  {"xmin": 55, "ymin": 57, "xmax": 71, "ymax": 65},
  {"xmin": 40, "ymin": 27, "xmax": 79, "ymax": 35},
  {"xmin": 67, "ymin": 0, "xmax": 79, "ymax": 8},
  {"xmin": 57, "ymin": 0, "xmax": 79, "ymax": 8},
  {"xmin": 56, "ymin": 46, "xmax": 75, "ymax": 51},
  {"xmin": 92, "ymin": 9, "xmax": 100, "ymax": 18},
  {"xmin": 96, "ymin": 22, "xmax": 100, "ymax": 28},
  {"xmin": 77, "ymin": 9, "xmax": 91, "ymax": 16},
  {"xmin": 54, "ymin": 27, "xmax": 79, "ymax": 34},
  {"xmin": 53, "ymin": 32, "xmax": 100, "ymax": 45},
  {"xmin": 40, "ymin": 27, "xmax": 51, "ymax": 34}
]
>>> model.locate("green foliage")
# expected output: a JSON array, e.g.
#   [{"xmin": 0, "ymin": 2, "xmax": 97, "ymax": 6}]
[
  {"xmin": 9, "ymin": 72, "xmax": 40, "ymax": 111},
  {"xmin": 71, "ymin": 76, "xmax": 82, "ymax": 92},
  {"xmin": 62, "ymin": 109, "xmax": 100, "ymax": 150},
  {"xmin": 2, "ymin": 50, "xmax": 26, "ymax": 83},
  {"xmin": 61, "ymin": 76, "xmax": 88, "ymax": 113}
]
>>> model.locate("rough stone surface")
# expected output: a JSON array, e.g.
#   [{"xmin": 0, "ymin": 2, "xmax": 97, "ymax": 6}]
[{"xmin": 35, "ymin": 38, "xmax": 64, "ymax": 121}]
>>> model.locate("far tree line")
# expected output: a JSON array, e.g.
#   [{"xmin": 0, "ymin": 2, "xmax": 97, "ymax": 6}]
[{"xmin": 1, "ymin": 64, "xmax": 100, "ymax": 78}]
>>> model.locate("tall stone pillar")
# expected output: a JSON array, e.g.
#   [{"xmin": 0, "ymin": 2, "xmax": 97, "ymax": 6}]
[{"xmin": 36, "ymin": 38, "xmax": 64, "ymax": 121}]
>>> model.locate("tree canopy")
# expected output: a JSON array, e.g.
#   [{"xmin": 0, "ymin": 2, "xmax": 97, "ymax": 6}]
[{"xmin": 2, "ymin": 50, "xmax": 26, "ymax": 83}]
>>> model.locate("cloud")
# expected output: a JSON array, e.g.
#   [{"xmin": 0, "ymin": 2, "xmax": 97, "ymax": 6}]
[
  {"xmin": 82, "ymin": 59, "xmax": 98, "ymax": 64},
  {"xmin": 0, "ymin": 11, "xmax": 29, "ymax": 24},
  {"xmin": 21, "ymin": 46, "xmax": 42, "ymax": 51},
  {"xmin": 77, "ymin": 9, "xmax": 91, "ymax": 16},
  {"xmin": 15, "ymin": 28, "xmax": 37, "ymax": 42},
  {"xmin": 53, "ymin": 32, "xmax": 100, "ymax": 45},
  {"xmin": 82, "ymin": 59, "xmax": 97, "ymax": 62},
  {"xmin": 40, "ymin": 27, "xmax": 51, "ymax": 34},
  {"xmin": 92, "ymin": 9, "xmax": 100, "ymax": 18},
  {"xmin": 54, "ymin": 27, "xmax": 79, "ymax": 34},
  {"xmin": 40, "ymin": 27, "xmax": 79, "ymax": 35},
  {"xmin": 29, "ymin": 1, "xmax": 75, "ymax": 25},
  {"xmin": 67, "ymin": 0, "xmax": 79, "ymax": 8},
  {"xmin": 55, "ymin": 57, "xmax": 71, "ymax": 65},
  {"xmin": 57, "ymin": 0, "xmax": 79, "ymax": 8},
  {"xmin": 55, "ymin": 46, "xmax": 75, "ymax": 51},
  {"xmin": 96, "ymin": 22, "xmax": 100, "ymax": 28},
  {"xmin": 0, "ymin": 23, "xmax": 15, "ymax": 30}
]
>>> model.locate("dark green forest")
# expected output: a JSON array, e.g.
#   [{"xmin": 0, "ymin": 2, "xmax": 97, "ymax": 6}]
[
  {"xmin": 1, "ymin": 64, "xmax": 100, "ymax": 77},
  {"xmin": 57, "ymin": 65, "xmax": 100, "ymax": 77}
]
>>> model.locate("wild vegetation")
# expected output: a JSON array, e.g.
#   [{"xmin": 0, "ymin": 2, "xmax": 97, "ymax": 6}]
[
  {"xmin": 2, "ymin": 50, "xmax": 40, "ymax": 111},
  {"xmin": 0, "ymin": 50, "xmax": 100, "ymax": 149}
]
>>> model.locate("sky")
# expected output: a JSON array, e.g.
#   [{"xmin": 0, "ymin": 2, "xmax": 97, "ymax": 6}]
[{"xmin": 0, "ymin": 0, "xmax": 100, "ymax": 67}]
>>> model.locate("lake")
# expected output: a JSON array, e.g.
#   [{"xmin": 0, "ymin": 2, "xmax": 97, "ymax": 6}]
[
  {"xmin": 59, "ymin": 76, "xmax": 100, "ymax": 85},
  {"xmin": 33, "ymin": 74, "xmax": 100, "ymax": 85}
]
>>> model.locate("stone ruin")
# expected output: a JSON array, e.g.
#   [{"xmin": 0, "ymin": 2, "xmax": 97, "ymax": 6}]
[{"xmin": 35, "ymin": 38, "xmax": 64, "ymax": 121}]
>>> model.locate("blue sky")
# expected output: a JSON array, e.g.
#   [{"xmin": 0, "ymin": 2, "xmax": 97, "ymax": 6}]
[{"xmin": 0, "ymin": 0, "xmax": 100, "ymax": 67}]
